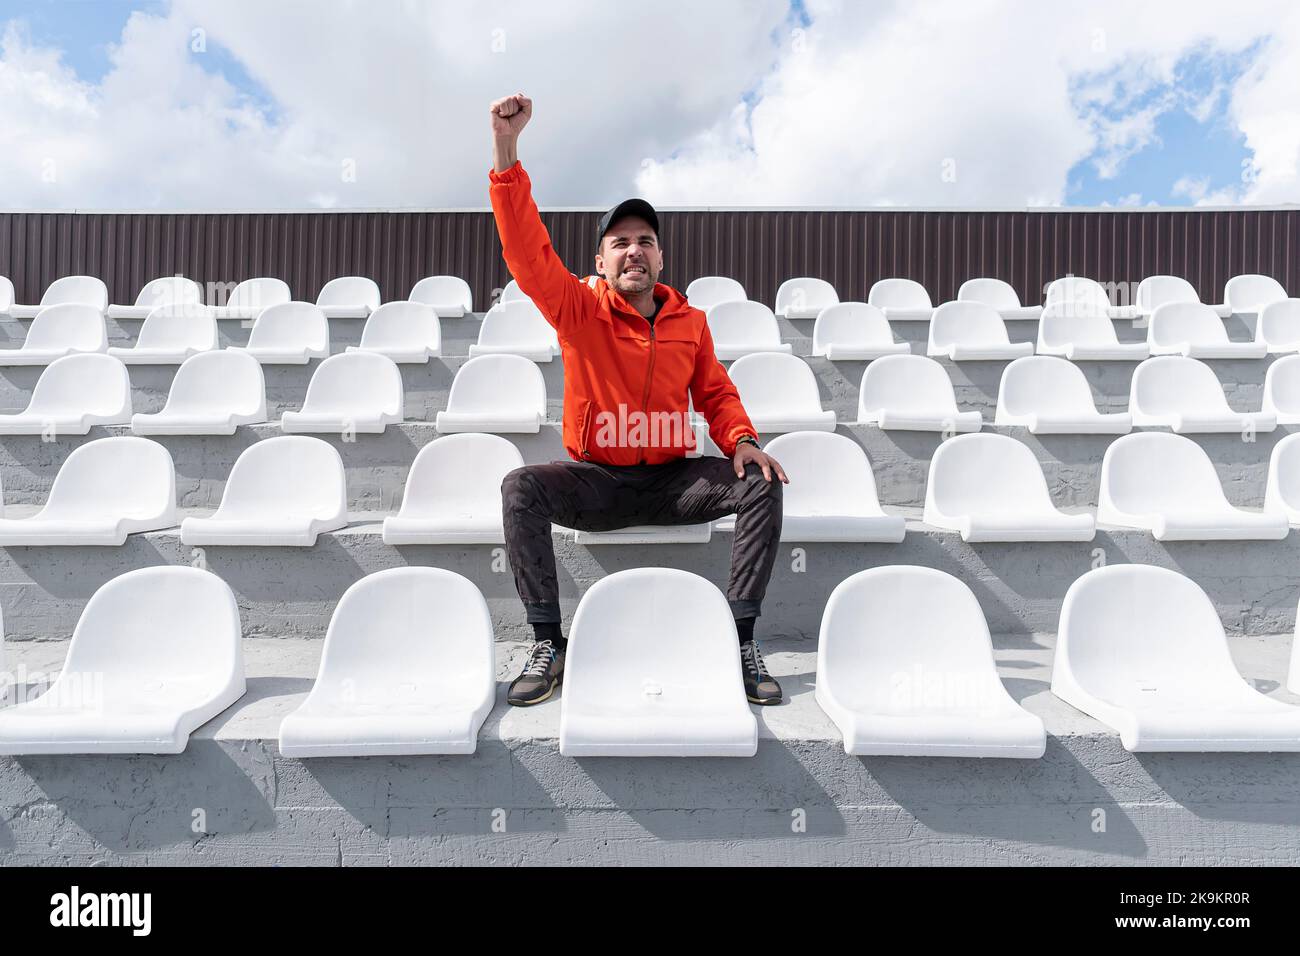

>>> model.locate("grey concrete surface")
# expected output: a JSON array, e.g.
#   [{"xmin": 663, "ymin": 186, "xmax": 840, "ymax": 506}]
[
  {"xmin": 1, "ymin": 307, "xmax": 1296, "ymax": 866},
  {"xmin": 2, "ymin": 633, "xmax": 1298, "ymax": 866}
]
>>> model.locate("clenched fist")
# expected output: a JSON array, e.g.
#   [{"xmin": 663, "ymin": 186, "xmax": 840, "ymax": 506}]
[{"xmin": 490, "ymin": 93, "xmax": 532, "ymax": 139}]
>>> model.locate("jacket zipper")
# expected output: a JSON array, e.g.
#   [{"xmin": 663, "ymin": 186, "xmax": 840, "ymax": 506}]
[
  {"xmin": 640, "ymin": 318, "xmax": 657, "ymax": 464},
  {"xmin": 641, "ymin": 321, "xmax": 657, "ymax": 414},
  {"xmin": 579, "ymin": 400, "xmax": 594, "ymax": 460}
]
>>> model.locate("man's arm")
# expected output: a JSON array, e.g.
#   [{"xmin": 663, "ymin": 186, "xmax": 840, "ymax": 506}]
[
  {"xmin": 488, "ymin": 93, "xmax": 592, "ymax": 336},
  {"xmin": 689, "ymin": 324, "xmax": 786, "ymax": 481}
]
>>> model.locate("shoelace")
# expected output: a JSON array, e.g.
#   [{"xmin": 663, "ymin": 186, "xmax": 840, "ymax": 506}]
[
  {"xmin": 740, "ymin": 642, "xmax": 771, "ymax": 679},
  {"xmin": 521, "ymin": 640, "xmax": 557, "ymax": 678}
]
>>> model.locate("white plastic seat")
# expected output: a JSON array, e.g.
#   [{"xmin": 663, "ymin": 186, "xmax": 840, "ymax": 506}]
[
  {"xmin": 1292, "ymin": 612, "xmax": 1300, "ymax": 696},
  {"xmin": 107, "ymin": 276, "xmax": 204, "ymax": 320},
  {"xmin": 346, "ymin": 301, "xmax": 441, "ymax": 363},
  {"xmin": 1098, "ymin": 432, "xmax": 1288, "ymax": 540},
  {"xmin": 559, "ymin": 568, "xmax": 757, "ymax": 757},
  {"xmin": 1255, "ymin": 299, "xmax": 1300, "ymax": 354},
  {"xmin": 278, "ymin": 567, "xmax": 494, "ymax": 756},
  {"xmin": 857, "ymin": 354, "xmax": 982, "ymax": 432},
  {"xmin": 568, "ymin": 524, "xmax": 712, "ymax": 544},
  {"xmin": 435, "ymin": 354, "xmax": 546, "ymax": 433},
  {"xmin": 1040, "ymin": 277, "xmax": 1112, "ymax": 314},
  {"xmin": 1148, "ymin": 301, "xmax": 1266, "ymax": 358},
  {"xmin": 957, "ymin": 277, "xmax": 1042, "ymax": 321},
  {"xmin": 499, "ymin": 279, "xmax": 529, "ymax": 303},
  {"xmin": 280, "ymin": 352, "xmax": 404, "ymax": 434},
  {"xmin": 1034, "ymin": 301, "xmax": 1148, "ymax": 360},
  {"xmin": 1265, "ymin": 432, "xmax": 1300, "ymax": 526},
  {"xmin": 208, "ymin": 277, "xmax": 291, "ymax": 321},
  {"xmin": 1129, "ymin": 355, "xmax": 1275, "ymax": 433},
  {"xmin": 1226, "ymin": 274, "xmax": 1288, "ymax": 317},
  {"xmin": 0, "ymin": 437, "xmax": 176, "ymax": 545},
  {"xmin": 705, "ymin": 300, "xmax": 793, "ymax": 360},
  {"xmin": 1052, "ymin": 564, "xmax": 1300, "ymax": 751},
  {"xmin": 382, "ymin": 434, "xmax": 523, "ymax": 544},
  {"xmin": 468, "ymin": 300, "xmax": 559, "ymax": 362},
  {"xmin": 1136, "ymin": 274, "xmax": 1228, "ymax": 320},
  {"xmin": 924, "ymin": 433, "xmax": 1095, "ymax": 541},
  {"xmin": 107, "ymin": 304, "xmax": 218, "ymax": 364},
  {"xmin": 1263, "ymin": 353, "xmax": 1300, "ymax": 424},
  {"xmin": 0, "ymin": 353, "xmax": 131, "ymax": 435},
  {"xmin": 811, "ymin": 302, "xmax": 910, "ymax": 360},
  {"xmin": 775, "ymin": 277, "xmax": 839, "ymax": 319},
  {"xmin": 410, "ymin": 275, "xmax": 473, "ymax": 317},
  {"xmin": 995, "ymin": 356, "xmax": 1132, "ymax": 434},
  {"xmin": 315, "ymin": 276, "xmax": 380, "ymax": 319},
  {"xmin": 816, "ymin": 566, "xmax": 1045, "ymax": 757},
  {"xmin": 927, "ymin": 300, "xmax": 1034, "ymax": 361},
  {"xmin": 180, "ymin": 436, "xmax": 348, "ymax": 546},
  {"xmin": 0, "ymin": 566, "xmax": 245, "ymax": 755},
  {"xmin": 727, "ymin": 353, "xmax": 835, "ymax": 433},
  {"xmin": 0, "ymin": 275, "xmax": 13, "ymax": 316},
  {"xmin": 131, "ymin": 350, "xmax": 268, "ymax": 435},
  {"xmin": 685, "ymin": 276, "xmax": 747, "ymax": 313},
  {"xmin": 0, "ymin": 303, "xmax": 108, "ymax": 365},
  {"xmin": 715, "ymin": 431, "xmax": 903, "ymax": 542},
  {"xmin": 868, "ymin": 278, "xmax": 933, "ymax": 322},
  {"xmin": 9, "ymin": 275, "xmax": 108, "ymax": 319},
  {"xmin": 228, "ymin": 301, "xmax": 329, "ymax": 364}
]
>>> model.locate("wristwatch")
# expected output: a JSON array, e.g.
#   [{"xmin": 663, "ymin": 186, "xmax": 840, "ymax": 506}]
[{"xmin": 736, "ymin": 435, "xmax": 760, "ymax": 451}]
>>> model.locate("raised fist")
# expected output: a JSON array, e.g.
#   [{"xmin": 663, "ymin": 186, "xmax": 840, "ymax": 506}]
[{"xmin": 490, "ymin": 93, "xmax": 532, "ymax": 138}]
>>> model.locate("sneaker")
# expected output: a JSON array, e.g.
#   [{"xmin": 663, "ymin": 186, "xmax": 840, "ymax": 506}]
[
  {"xmin": 508, "ymin": 639, "xmax": 565, "ymax": 706},
  {"xmin": 740, "ymin": 641, "xmax": 782, "ymax": 705}
]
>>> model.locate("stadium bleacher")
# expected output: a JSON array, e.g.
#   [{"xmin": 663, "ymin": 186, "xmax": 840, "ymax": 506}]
[{"xmin": 2, "ymin": 267, "xmax": 1300, "ymax": 863}]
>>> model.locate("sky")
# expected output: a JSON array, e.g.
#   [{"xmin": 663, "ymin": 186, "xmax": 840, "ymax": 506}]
[{"xmin": 0, "ymin": 0, "xmax": 1296, "ymax": 209}]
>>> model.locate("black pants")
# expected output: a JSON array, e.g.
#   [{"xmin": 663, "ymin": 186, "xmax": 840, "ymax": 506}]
[{"xmin": 501, "ymin": 456, "xmax": 783, "ymax": 624}]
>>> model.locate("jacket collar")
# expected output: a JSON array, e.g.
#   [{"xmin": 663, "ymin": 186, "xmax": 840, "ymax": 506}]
[{"xmin": 596, "ymin": 278, "xmax": 696, "ymax": 322}]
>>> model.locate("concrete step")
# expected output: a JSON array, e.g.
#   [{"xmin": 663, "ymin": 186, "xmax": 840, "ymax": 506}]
[
  {"xmin": 0, "ymin": 507, "xmax": 1295, "ymax": 643},
  {"xmin": 0, "ymin": 420, "xmax": 1288, "ymax": 513},
  {"xmin": 2, "ymin": 632, "xmax": 1298, "ymax": 865}
]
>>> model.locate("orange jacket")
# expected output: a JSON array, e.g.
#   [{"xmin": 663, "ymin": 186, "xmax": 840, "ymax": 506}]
[{"xmin": 488, "ymin": 161, "xmax": 757, "ymax": 467}]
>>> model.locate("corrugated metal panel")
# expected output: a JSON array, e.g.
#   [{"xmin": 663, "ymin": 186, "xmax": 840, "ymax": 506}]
[{"xmin": 1, "ymin": 209, "xmax": 1296, "ymax": 309}]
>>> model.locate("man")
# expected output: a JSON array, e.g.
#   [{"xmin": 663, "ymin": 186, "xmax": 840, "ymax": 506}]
[{"xmin": 489, "ymin": 92, "xmax": 788, "ymax": 708}]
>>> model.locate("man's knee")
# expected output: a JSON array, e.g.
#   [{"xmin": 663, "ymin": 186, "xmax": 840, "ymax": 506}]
[
  {"xmin": 739, "ymin": 462, "xmax": 783, "ymax": 507},
  {"xmin": 501, "ymin": 464, "xmax": 542, "ymax": 511}
]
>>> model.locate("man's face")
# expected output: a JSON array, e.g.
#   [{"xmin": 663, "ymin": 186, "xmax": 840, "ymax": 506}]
[{"xmin": 595, "ymin": 216, "xmax": 662, "ymax": 295}]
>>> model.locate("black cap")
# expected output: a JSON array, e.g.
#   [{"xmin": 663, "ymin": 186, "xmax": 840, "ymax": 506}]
[{"xmin": 596, "ymin": 198, "xmax": 659, "ymax": 244}]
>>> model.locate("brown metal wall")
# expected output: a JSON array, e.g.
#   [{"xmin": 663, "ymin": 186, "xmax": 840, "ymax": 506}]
[{"xmin": 1, "ymin": 208, "xmax": 1295, "ymax": 308}]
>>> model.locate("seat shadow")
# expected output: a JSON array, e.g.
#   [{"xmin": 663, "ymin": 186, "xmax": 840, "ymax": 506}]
[{"xmin": 11, "ymin": 741, "xmax": 276, "ymax": 854}]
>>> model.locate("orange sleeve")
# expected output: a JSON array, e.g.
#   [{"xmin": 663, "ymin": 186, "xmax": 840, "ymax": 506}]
[
  {"xmin": 689, "ymin": 322, "xmax": 758, "ymax": 457},
  {"xmin": 488, "ymin": 161, "xmax": 594, "ymax": 337}
]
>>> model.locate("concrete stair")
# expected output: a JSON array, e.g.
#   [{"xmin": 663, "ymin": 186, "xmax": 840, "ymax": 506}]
[
  {"xmin": 2, "ymin": 632, "xmax": 1298, "ymax": 865},
  {"xmin": 2, "ymin": 306, "xmax": 1298, "ymax": 866}
]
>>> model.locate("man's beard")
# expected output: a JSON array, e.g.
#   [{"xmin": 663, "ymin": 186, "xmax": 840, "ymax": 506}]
[{"xmin": 613, "ymin": 267, "xmax": 655, "ymax": 293}]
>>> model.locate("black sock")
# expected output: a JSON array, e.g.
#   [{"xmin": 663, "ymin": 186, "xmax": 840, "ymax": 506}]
[
  {"xmin": 532, "ymin": 621, "xmax": 567, "ymax": 650},
  {"xmin": 735, "ymin": 617, "xmax": 755, "ymax": 646}
]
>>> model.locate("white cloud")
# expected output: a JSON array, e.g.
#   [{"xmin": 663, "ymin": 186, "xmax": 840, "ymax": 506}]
[
  {"xmin": 1172, "ymin": 173, "xmax": 1245, "ymax": 206},
  {"xmin": 639, "ymin": 0, "xmax": 1297, "ymax": 206},
  {"xmin": 0, "ymin": 0, "xmax": 790, "ymax": 207},
  {"xmin": 1226, "ymin": 7, "xmax": 1300, "ymax": 203},
  {"xmin": 0, "ymin": 0, "xmax": 1296, "ymax": 208}
]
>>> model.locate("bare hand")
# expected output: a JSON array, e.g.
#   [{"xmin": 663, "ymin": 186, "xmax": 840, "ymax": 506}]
[
  {"xmin": 490, "ymin": 92, "xmax": 532, "ymax": 138},
  {"xmin": 733, "ymin": 443, "xmax": 788, "ymax": 483}
]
